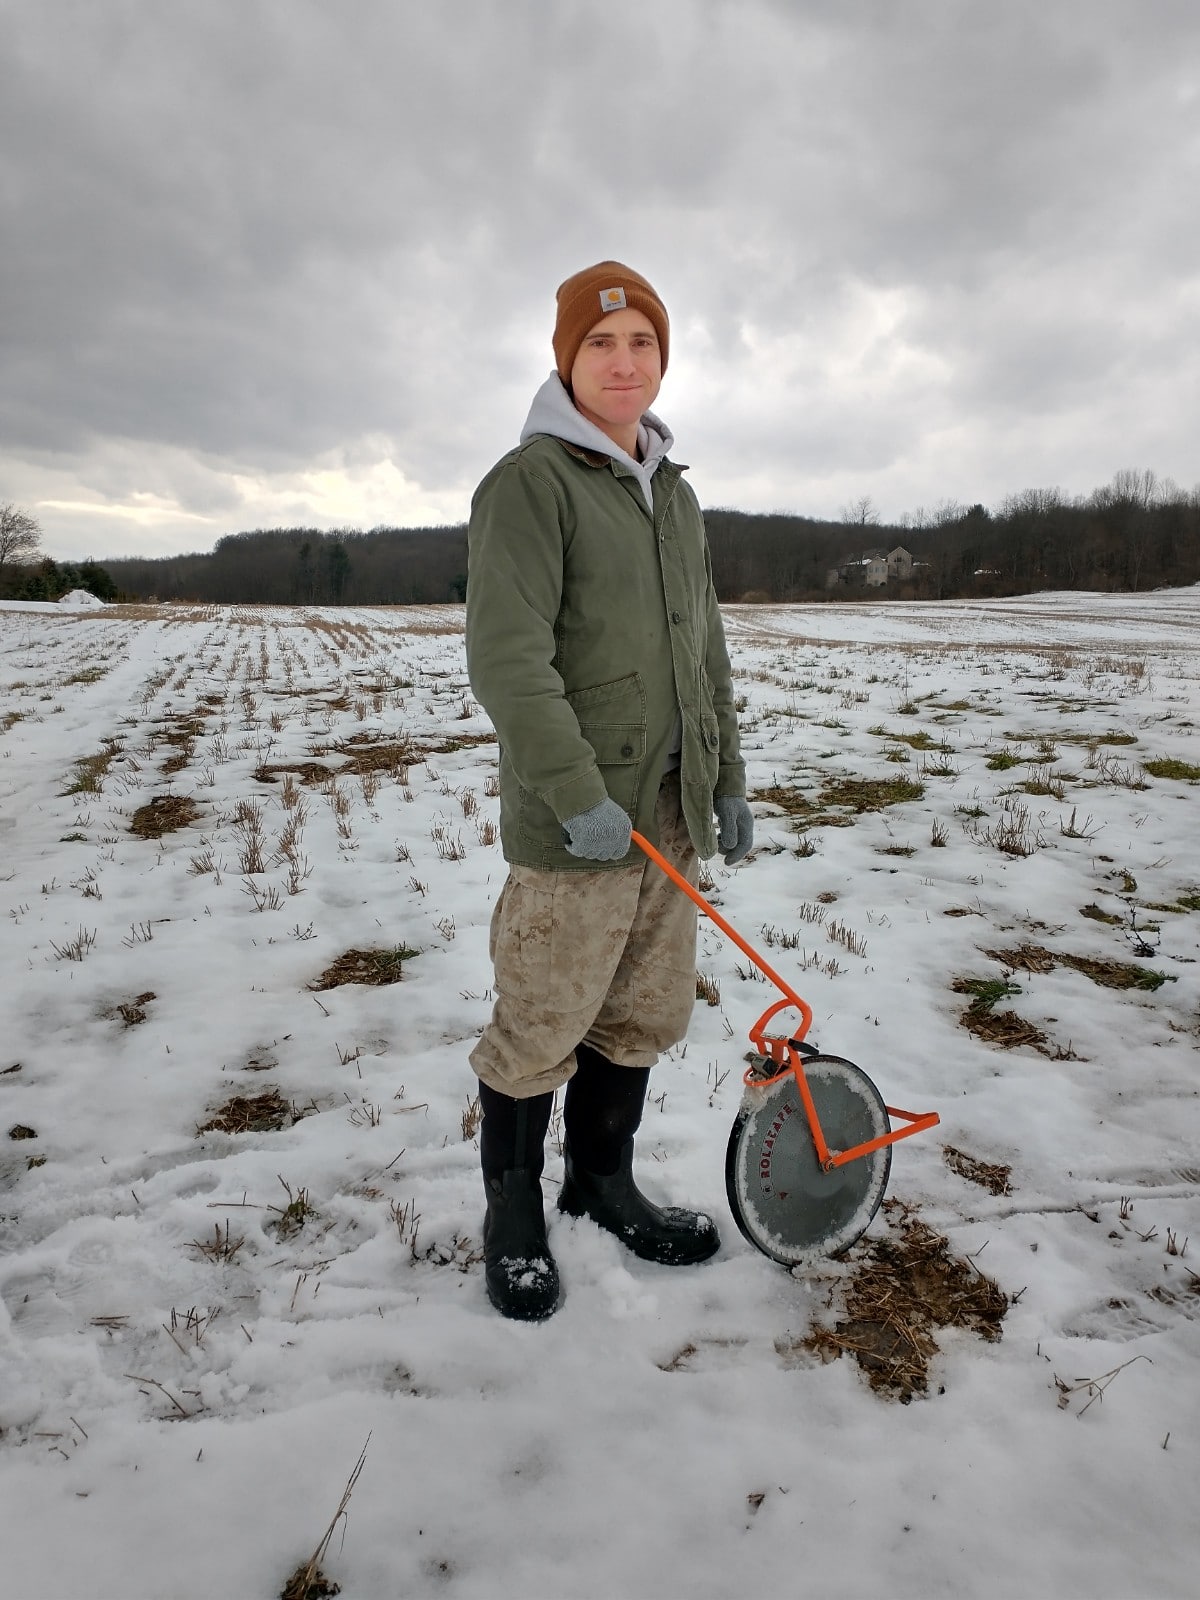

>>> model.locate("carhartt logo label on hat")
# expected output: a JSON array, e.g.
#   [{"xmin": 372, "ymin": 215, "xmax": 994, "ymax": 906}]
[{"xmin": 599, "ymin": 286, "xmax": 626, "ymax": 313}]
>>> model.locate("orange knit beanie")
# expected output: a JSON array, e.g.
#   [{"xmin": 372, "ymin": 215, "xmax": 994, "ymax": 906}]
[{"xmin": 552, "ymin": 261, "xmax": 670, "ymax": 383}]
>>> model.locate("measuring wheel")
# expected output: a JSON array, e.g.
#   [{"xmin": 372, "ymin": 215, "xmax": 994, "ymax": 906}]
[{"xmin": 725, "ymin": 1054, "xmax": 892, "ymax": 1267}]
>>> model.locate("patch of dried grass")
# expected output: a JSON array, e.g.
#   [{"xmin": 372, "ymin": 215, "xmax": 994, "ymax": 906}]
[
  {"xmin": 310, "ymin": 946, "xmax": 419, "ymax": 991},
  {"xmin": 129, "ymin": 794, "xmax": 201, "ymax": 837},
  {"xmin": 819, "ymin": 774, "xmax": 925, "ymax": 813},
  {"xmin": 337, "ymin": 739, "xmax": 418, "ymax": 774},
  {"xmin": 422, "ymin": 732, "xmax": 497, "ymax": 753},
  {"xmin": 159, "ymin": 722, "xmax": 201, "ymax": 775},
  {"xmin": 985, "ymin": 941, "xmax": 1173, "ymax": 991},
  {"xmin": 961, "ymin": 1007, "xmax": 1049, "ymax": 1050},
  {"xmin": 254, "ymin": 761, "xmax": 339, "ymax": 788},
  {"xmin": 750, "ymin": 774, "xmax": 925, "ymax": 821},
  {"xmin": 160, "ymin": 718, "xmax": 205, "ymax": 741},
  {"xmin": 197, "ymin": 1089, "xmax": 291, "ymax": 1135},
  {"xmin": 63, "ymin": 740, "xmax": 122, "ymax": 795},
  {"xmin": 749, "ymin": 782, "xmax": 812, "ymax": 814},
  {"xmin": 790, "ymin": 1202, "xmax": 1008, "ymax": 1400},
  {"xmin": 943, "ymin": 1144, "xmax": 1013, "ymax": 1196},
  {"xmin": 1079, "ymin": 903, "xmax": 1123, "ymax": 925},
  {"xmin": 983, "ymin": 942, "xmax": 1056, "ymax": 974}
]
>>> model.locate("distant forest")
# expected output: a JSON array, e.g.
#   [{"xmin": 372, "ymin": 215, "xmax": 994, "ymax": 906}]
[{"xmin": 83, "ymin": 469, "xmax": 1200, "ymax": 606}]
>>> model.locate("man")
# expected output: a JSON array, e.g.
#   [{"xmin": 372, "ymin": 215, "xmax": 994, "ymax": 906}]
[{"xmin": 465, "ymin": 261, "xmax": 753, "ymax": 1321}]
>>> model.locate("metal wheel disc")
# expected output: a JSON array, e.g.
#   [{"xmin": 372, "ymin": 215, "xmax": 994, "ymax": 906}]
[{"xmin": 725, "ymin": 1054, "xmax": 891, "ymax": 1267}]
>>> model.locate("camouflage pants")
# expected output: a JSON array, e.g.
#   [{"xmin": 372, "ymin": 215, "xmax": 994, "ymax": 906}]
[{"xmin": 470, "ymin": 773, "xmax": 699, "ymax": 1098}]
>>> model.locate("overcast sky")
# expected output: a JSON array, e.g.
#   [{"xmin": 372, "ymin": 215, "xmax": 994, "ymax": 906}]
[{"xmin": 3, "ymin": 0, "xmax": 1198, "ymax": 562}]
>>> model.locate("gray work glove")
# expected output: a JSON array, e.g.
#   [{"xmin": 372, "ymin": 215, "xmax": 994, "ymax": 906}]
[
  {"xmin": 714, "ymin": 795, "xmax": 754, "ymax": 865},
  {"xmin": 562, "ymin": 797, "xmax": 633, "ymax": 861}
]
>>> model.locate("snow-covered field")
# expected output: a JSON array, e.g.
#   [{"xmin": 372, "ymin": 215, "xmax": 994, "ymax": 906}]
[{"xmin": 1, "ymin": 590, "xmax": 1198, "ymax": 1600}]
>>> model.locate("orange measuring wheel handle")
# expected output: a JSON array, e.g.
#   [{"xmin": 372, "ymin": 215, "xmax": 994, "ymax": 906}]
[{"xmin": 630, "ymin": 829, "xmax": 939, "ymax": 1170}]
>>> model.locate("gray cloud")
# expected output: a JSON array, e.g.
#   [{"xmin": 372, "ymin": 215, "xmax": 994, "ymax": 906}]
[{"xmin": 2, "ymin": 0, "xmax": 1197, "ymax": 558}]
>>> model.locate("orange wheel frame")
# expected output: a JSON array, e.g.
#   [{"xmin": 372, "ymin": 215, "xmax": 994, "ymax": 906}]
[{"xmin": 630, "ymin": 830, "xmax": 939, "ymax": 1171}]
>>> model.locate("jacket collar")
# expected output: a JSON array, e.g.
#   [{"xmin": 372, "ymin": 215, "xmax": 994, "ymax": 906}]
[{"xmin": 559, "ymin": 439, "xmax": 687, "ymax": 480}]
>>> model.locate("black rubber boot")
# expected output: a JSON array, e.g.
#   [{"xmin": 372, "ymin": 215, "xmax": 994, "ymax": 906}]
[
  {"xmin": 559, "ymin": 1044, "xmax": 720, "ymax": 1266},
  {"xmin": 561, "ymin": 1042, "xmax": 650, "ymax": 1176},
  {"xmin": 559, "ymin": 1139, "xmax": 721, "ymax": 1265},
  {"xmin": 479, "ymin": 1084, "xmax": 560, "ymax": 1322}
]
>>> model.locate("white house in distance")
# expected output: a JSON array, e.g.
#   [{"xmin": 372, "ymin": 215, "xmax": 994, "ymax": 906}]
[{"xmin": 826, "ymin": 546, "xmax": 913, "ymax": 589}]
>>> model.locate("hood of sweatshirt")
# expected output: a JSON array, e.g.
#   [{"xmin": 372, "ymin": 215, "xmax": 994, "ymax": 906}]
[{"xmin": 519, "ymin": 372, "xmax": 673, "ymax": 514}]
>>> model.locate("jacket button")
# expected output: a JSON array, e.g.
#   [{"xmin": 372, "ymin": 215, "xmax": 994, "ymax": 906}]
[
  {"xmin": 671, "ymin": 610, "xmax": 681, "ymax": 623},
  {"xmin": 621, "ymin": 742, "xmax": 634, "ymax": 757},
  {"xmin": 707, "ymin": 732, "xmax": 719, "ymax": 748}
]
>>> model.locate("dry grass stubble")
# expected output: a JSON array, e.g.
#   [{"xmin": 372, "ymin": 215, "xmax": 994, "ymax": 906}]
[
  {"xmin": 129, "ymin": 794, "xmax": 201, "ymax": 837},
  {"xmin": 783, "ymin": 1201, "xmax": 1008, "ymax": 1401}
]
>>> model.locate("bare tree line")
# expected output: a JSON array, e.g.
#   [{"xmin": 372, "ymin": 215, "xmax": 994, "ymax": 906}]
[
  {"xmin": 4, "ymin": 469, "xmax": 1198, "ymax": 606},
  {"xmin": 709, "ymin": 470, "xmax": 1200, "ymax": 601}
]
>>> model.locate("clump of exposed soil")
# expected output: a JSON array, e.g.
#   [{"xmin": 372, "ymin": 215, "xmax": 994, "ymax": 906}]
[
  {"xmin": 310, "ymin": 946, "xmax": 420, "ymax": 990},
  {"xmin": 254, "ymin": 732, "xmax": 496, "ymax": 791},
  {"xmin": 790, "ymin": 1201, "xmax": 1008, "ymax": 1400},
  {"xmin": 160, "ymin": 717, "xmax": 205, "ymax": 740},
  {"xmin": 751, "ymin": 771, "xmax": 926, "ymax": 821},
  {"xmin": 254, "ymin": 761, "xmax": 339, "ymax": 788},
  {"xmin": 943, "ymin": 1143, "xmax": 1013, "ymax": 1196},
  {"xmin": 1080, "ymin": 903, "xmax": 1123, "ymax": 925},
  {"xmin": 281, "ymin": 1561, "xmax": 340, "ymax": 1599},
  {"xmin": 197, "ymin": 1089, "xmax": 292, "ymax": 1135},
  {"xmin": 422, "ymin": 731, "xmax": 497, "ymax": 754},
  {"xmin": 156, "ymin": 718, "xmax": 205, "ymax": 773},
  {"xmin": 749, "ymin": 782, "xmax": 814, "ymax": 814},
  {"xmin": 129, "ymin": 794, "xmax": 201, "ymax": 837},
  {"xmin": 113, "ymin": 992, "xmax": 156, "ymax": 1027},
  {"xmin": 748, "ymin": 782, "xmax": 860, "ymax": 831}
]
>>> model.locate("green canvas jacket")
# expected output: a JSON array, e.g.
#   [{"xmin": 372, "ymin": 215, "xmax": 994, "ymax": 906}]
[{"xmin": 465, "ymin": 433, "xmax": 745, "ymax": 870}]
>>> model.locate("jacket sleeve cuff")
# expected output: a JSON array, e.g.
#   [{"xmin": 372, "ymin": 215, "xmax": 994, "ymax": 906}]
[
  {"xmin": 713, "ymin": 759, "xmax": 746, "ymax": 800},
  {"xmin": 542, "ymin": 768, "xmax": 608, "ymax": 824}
]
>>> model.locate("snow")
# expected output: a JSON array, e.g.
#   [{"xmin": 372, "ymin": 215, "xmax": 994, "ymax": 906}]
[
  {"xmin": 56, "ymin": 590, "xmax": 108, "ymax": 611},
  {"xmin": 1, "ymin": 591, "xmax": 1197, "ymax": 1600}
]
